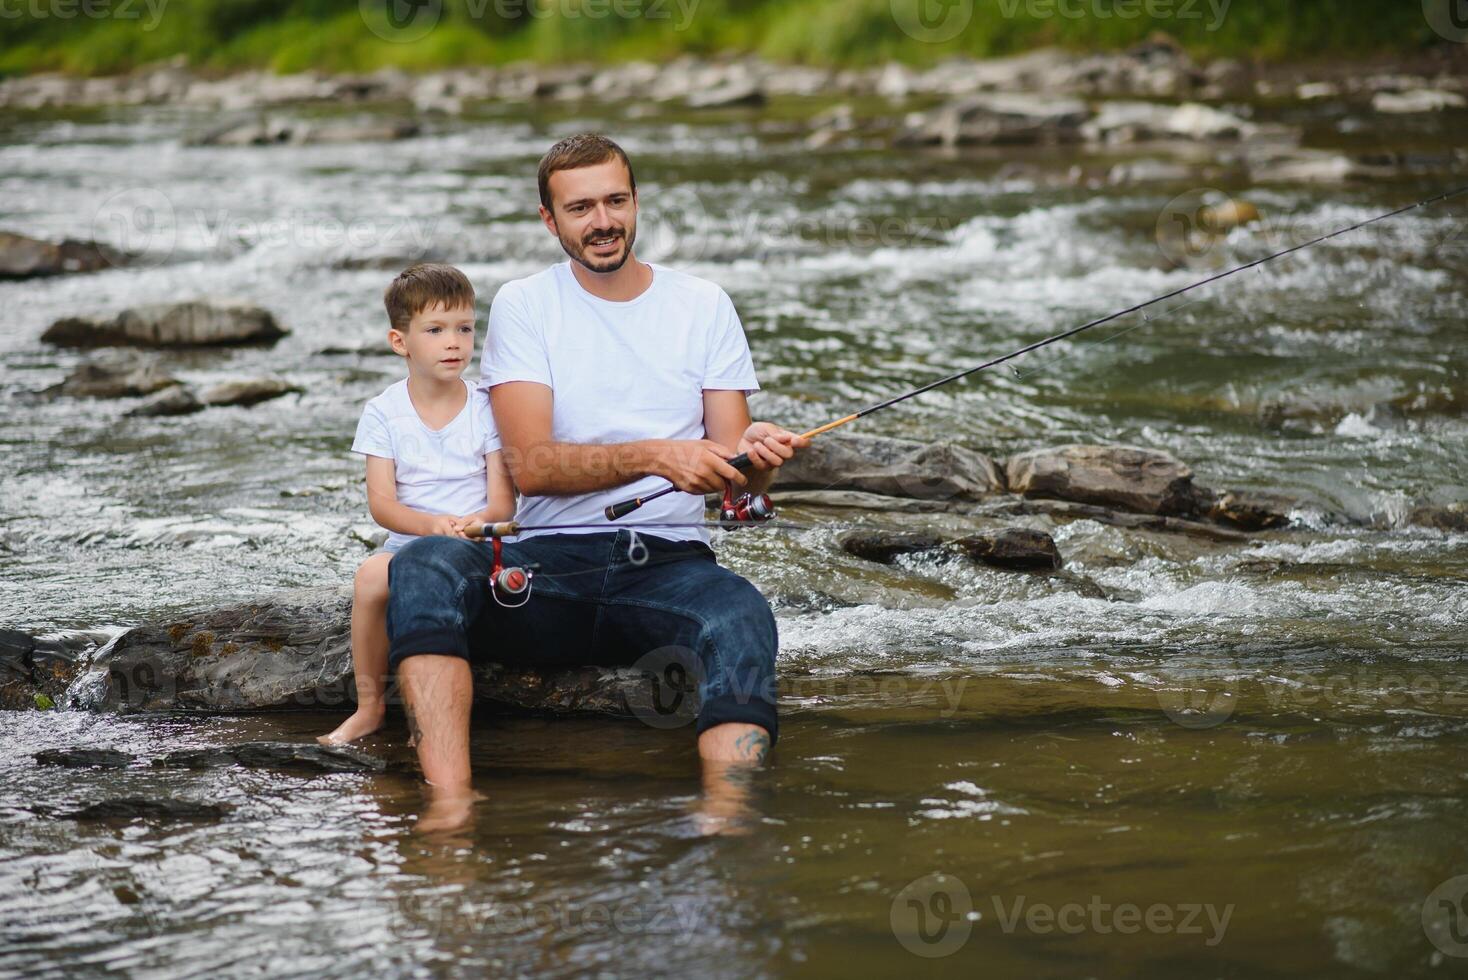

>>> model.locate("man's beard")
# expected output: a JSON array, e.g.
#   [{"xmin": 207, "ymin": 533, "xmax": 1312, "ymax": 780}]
[{"xmin": 560, "ymin": 224, "xmax": 637, "ymax": 274}]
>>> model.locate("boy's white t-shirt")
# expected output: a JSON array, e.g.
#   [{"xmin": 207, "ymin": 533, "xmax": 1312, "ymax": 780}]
[
  {"xmin": 351, "ymin": 378, "xmax": 502, "ymax": 553},
  {"xmin": 481, "ymin": 261, "xmax": 759, "ymax": 543}
]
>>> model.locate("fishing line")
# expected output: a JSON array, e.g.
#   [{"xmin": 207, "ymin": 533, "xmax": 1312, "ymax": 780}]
[{"xmin": 606, "ymin": 184, "xmax": 1468, "ymax": 519}]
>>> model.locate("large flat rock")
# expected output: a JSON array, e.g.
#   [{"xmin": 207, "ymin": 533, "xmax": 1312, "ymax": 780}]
[
  {"xmin": 42, "ymin": 301, "xmax": 287, "ymax": 348},
  {"xmin": 1005, "ymin": 444, "xmax": 1214, "ymax": 517},
  {"xmin": 87, "ymin": 587, "xmax": 648, "ymax": 718},
  {"xmin": 775, "ymin": 434, "xmax": 1004, "ymax": 502}
]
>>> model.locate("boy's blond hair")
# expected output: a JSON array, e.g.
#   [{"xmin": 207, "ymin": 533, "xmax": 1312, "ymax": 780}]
[{"xmin": 383, "ymin": 263, "xmax": 475, "ymax": 333}]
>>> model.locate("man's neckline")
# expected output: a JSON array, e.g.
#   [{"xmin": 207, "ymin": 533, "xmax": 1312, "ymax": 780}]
[{"xmin": 562, "ymin": 259, "xmax": 657, "ymax": 306}]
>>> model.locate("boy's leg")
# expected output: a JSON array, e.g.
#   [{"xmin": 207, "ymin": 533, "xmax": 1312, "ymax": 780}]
[
  {"xmin": 320, "ymin": 552, "xmax": 394, "ymax": 745},
  {"xmin": 385, "ymin": 535, "xmax": 601, "ymax": 799},
  {"xmin": 387, "ymin": 536, "xmax": 497, "ymax": 794}
]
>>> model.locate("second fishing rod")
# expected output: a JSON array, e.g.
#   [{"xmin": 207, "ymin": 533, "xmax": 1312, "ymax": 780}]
[{"xmin": 605, "ymin": 185, "xmax": 1468, "ymax": 521}]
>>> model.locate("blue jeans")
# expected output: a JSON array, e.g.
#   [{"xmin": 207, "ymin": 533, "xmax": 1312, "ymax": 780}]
[{"xmin": 386, "ymin": 532, "xmax": 779, "ymax": 742}]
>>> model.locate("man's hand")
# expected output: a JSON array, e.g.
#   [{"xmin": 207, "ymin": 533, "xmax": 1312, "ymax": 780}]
[
  {"xmin": 737, "ymin": 422, "xmax": 810, "ymax": 472},
  {"xmin": 652, "ymin": 439, "xmax": 748, "ymax": 495}
]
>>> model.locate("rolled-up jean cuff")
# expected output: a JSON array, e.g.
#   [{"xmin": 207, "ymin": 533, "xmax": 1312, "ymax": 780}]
[
  {"xmin": 389, "ymin": 628, "xmax": 470, "ymax": 670},
  {"xmin": 697, "ymin": 694, "xmax": 779, "ymax": 746}
]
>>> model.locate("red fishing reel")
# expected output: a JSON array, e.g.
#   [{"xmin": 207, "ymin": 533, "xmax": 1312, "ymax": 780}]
[
  {"xmin": 719, "ymin": 481, "xmax": 777, "ymax": 527},
  {"xmin": 489, "ymin": 536, "xmax": 533, "ymax": 608}
]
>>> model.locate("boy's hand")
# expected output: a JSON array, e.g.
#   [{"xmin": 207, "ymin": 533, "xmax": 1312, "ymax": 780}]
[
  {"xmin": 425, "ymin": 515, "xmax": 464, "ymax": 538},
  {"xmin": 455, "ymin": 514, "xmax": 489, "ymax": 536}
]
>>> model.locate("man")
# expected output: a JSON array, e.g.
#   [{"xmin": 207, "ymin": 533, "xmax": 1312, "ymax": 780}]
[{"xmin": 385, "ymin": 134, "xmax": 807, "ymax": 831}]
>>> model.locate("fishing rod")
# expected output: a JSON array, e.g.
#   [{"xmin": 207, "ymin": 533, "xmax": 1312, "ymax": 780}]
[{"xmin": 606, "ymin": 184, "xmax": 1468, "ymax": 521}]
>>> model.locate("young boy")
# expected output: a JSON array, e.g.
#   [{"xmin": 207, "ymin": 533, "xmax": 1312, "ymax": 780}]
[{"xmin": 320, "ymin": 263, "xmax": 516, "ymax": 745}]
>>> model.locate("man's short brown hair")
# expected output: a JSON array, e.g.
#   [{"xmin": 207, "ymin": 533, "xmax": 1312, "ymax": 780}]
[
  {"xmin": 383, "ymin": 263, "xmax": 475, "ymax": 333},
  {"xmin": 537, "ymin": 134, "xmax": 636, "ymax": 212}
]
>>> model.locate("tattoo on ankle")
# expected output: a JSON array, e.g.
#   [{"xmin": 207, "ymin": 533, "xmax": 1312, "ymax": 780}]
[{"xmin": 733, "ymin": 730, "xmax": 770, "ymax": 763}]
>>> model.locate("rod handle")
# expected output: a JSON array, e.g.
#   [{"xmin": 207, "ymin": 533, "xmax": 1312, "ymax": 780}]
[
  {"xmin": 604, "ymin": 452, "xmax": 758, "ymax": 521},
  {"xmin": 464, "ymin": 522, "xmax": 520, "ymax": 539}
]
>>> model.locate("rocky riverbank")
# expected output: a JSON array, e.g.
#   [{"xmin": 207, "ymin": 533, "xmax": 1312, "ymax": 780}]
[
  {"xmin": 5, "ymin": 432, "xmax": 1460, "ymax": 717},
  {"xmin": 2, "ymin": 42, "xmax": 1463, "ymax": 198},
  {"xmin": 5, "ymin": 43, "xmax": 1464, "ymax": 114}
]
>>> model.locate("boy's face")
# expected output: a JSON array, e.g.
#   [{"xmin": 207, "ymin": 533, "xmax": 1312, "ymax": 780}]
[
  {"xmin": 540, "ymin": 158, "xmax": 638, "ymax": 274},
  {"xmin": 389, "ymin": 302, "xmax": 476, "ymax": 380}
]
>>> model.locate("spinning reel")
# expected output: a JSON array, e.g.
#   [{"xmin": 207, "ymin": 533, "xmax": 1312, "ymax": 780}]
[
  {"xmin": 488, "ymin": 536, "xmax": 534, "ymax": 608},
  {"xmin": 466, "ymin": 525, "xmax": 536, "ymax": 608},
  {"xmin": 719, "ymin": 481, "xmax": 777, "ymax": 527}
]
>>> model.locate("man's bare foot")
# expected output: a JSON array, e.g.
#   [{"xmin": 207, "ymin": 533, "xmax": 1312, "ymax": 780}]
[
  {"xmin": 692, "ymin": 761, "xmax": 757, "ymax": 836},
  {"xmin": 317, "ymin": 706, "xmax": 386, "ymax": 745},
  {"xmin": 415, "ymin": 785, "xmax": 481, "ymax": 835}
]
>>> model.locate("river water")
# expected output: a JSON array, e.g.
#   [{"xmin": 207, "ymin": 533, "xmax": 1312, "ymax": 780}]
[{"xmin": 1, "ymin": 94, "xmax": 1466, "ymax": 977}]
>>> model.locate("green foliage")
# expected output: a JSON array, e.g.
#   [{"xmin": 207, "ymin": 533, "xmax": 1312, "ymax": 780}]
[
  {"xmin": 33, "ymin": 693, "xmax": 55, "ymax": 710},
  {"xmin": 0, "ymin": 0, "xmax": 1442, "ymax": 77}
]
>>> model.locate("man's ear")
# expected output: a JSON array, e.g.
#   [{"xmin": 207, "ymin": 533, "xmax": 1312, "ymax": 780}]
[
  {"xmin": 539, "ymin": 204, "xmax": 558, "ymax": 237},
  {"xmin": 388, "ymin": 327, "xmax": 408, "ymax": 357}
]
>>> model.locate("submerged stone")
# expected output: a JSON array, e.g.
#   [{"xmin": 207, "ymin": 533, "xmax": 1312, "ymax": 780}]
[
  {"xmin": 62, "ymin": 798, "xmax": 229, "ymax": 822},
  {"xmin": 154, "ymin": 741, "xmax": 387, "ymax": 774},
  {"xmin": 35, "ymin": 748, "xmax": 137, "ymax": 769}
]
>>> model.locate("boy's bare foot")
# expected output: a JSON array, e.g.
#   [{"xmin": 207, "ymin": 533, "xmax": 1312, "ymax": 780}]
[{"xmin": 318, "ymin": 706, "xmax": 386, "ymax": 745}]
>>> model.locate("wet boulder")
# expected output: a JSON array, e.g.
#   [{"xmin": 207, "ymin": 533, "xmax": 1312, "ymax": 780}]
[
  {"xmin": 190, "ymin": 117, "xmax": 293, "ymax": 146},
  {"xmin": 61, "ymin": 798, "xmax": 229, "ymax": 822},
  {"xmin": 155, "ymin": 742, "xmax": 387, "ymax": 774},
  {"xmin": 837, "ymin": 530, "xmax": 947, "ymax": 564},
  {"xmin": 838, "ymin": 527, "xmax": 1062, "ymax": 570},
  {"xmin": 86, "ymin": 587, "xmax": 649, "ymax": 718},
  {"xmin": 1081, "ymin": 101, "xmax": 1258, "ymax": 143},
  {"xmin": 686, "ymin": 79, "xmax": 766, "ymax": 109},
  {"xmin": 44, "ymin": 356, "xmax": 180, "ymax": 399},
  {"xmin": 1209, "ymin": 490, "xmax": 1297, "ymax": 531},
  {"xmin": 199, "ymin": 378, "xmax": 301, "ymax": 408},
  {"xmin": 35, "ymin": 748, "xmax": 137, "ymax": 768},
  {"xmin": 951, "ymin": 528, "xmax": 1062, "ymax": 570},
  {"xmin": 1408, "ymin": 503, "xmax": 1468, "ymax": 532},
  {"xmin": 1372, "ymin": 90, "xmax": 1465, "ymax": 114},
  {"xmin": 0, "ymin": 629, "xmax": 92, "ymax": 712},
  {"xmin": 775, "ymin": 434, "xmax": 1005, "ymax": 502},
  {"xmin": 1005, "ymin": 445, "xmax": 1213, "ymax": 518},
  {"xmin": 896, "ymin": 94, "xmax": 1090, "ymax": 147},
  {"xmin": 293, "ymin": 119, "xmax": 420, "ymax": 144},
  {"xmin": 125, "ymin": 386, "xmax": 203, "ymax": 417},
  {"xmin": 0, "ymin": 230, "xmax": 123, "ymax": 279},
  {"xmin": 41, "ymin": 301, "xmax": 287, "ymax": 349}
]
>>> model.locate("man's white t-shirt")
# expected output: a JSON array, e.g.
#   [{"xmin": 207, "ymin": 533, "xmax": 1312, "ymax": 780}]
[
  {"xmin": 481, "ymin": 261, "xmax": 759, "ymax": 544},
  {"xmin": 351, "ymin": 378, "xmax": 502, "ymax": 553}
]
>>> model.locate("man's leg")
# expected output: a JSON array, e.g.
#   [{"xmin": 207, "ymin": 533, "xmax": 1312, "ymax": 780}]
[
  {"xmin": 598, "ymin": 534, "xmax": 780, "ymax": 760},
  {"xmin": 398, "ymin": 654, "xmax": 473, "ymax": 789},
  {"xmin": 697, "ymin": 722, "xmax": 771, "ymax": 764}
]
